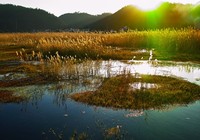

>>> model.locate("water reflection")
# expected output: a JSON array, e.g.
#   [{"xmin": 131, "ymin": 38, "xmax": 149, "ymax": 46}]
[
  {"xmin": 16, "ymin": 86, "xmax": 46, "ymax": 111},
  {"xmin": 1, "ymin": 60, "xmax": 200, "ymax": 140},
  {"xmin": 58, "ymin": 60, "xmax": 102, "ymax": 80},
  {"xmin": 5, "ymin": 77, "xmax": 103, "ymax": 110},
  {"xmin": 0, "ymin": 73, "xmax": 27, "ymax": 80},
  {"xmin": 99, "ymin": 60, "xmax": 200, "ymax": 85},
  {"xmin": 1, "ymin": 60, "xmax": 200, "ymax": 106},
  {"xmin": 125, "ymin": 110, "xmax": 144, "ymax": 118},
  {"xmin": 130, "ymin": 82, "xmax": 159, "ymax": 90}
]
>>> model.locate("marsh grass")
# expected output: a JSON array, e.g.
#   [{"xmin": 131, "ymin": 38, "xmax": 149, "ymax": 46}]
[
  {"xmin": 71, "ymin": 74, "xmax": 200, "ymax": 110},
  {"xmin": 1, "ymin": 29, "xmax": 200, "ymax": 103},
  {"xmin": 0, "ymin": 56, "xmax": 103, "ymax": 88},
  {"xmin": 1, "ymin": 28, "xmax": 200, "ymax": 61}
]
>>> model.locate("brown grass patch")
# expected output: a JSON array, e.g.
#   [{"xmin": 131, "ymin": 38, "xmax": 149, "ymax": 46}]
[
  {"xmin": 71, "ymin": 74, "xmax": 200, "ymax": 110},
  {"xmin": 0, "ymin": 90, "xmax": 25, "ymax": 103}
]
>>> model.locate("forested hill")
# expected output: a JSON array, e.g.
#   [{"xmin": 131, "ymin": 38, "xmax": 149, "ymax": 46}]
[
  {"xmin": 0, "ymin": 4, "xmax": 111, "ymax": 32},
  {"xmin": 1, "ymin": 2, "xmax": 200, "ymax": 32},
  {"xmin": 59, "ymin": 12, "xmax": 111, "ymax": 29},
  {"xmin": 0, "ymin": 4, "xmax": 64, "ymax": 32},
  {"xmin": 87, "ymin": 2, "xmax": 200, "ymax": 30}
]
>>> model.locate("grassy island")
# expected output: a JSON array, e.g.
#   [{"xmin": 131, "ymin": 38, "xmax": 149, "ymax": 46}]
[{"xmin": 71, "ymin": 74, "xmax": 200, "ymax": 109}]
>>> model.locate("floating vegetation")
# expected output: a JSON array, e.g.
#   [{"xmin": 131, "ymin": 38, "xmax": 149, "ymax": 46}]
[
  {"xmin": 105, "ymin": 125, "xmax": 121, "ymax": 138},
  {"xmin": 71, "ymin": 74, "xmax": 200, "ymax": 110},
  {"xmin": 70, "ymin": 131, "xmax": 89, "ymax": 140}
]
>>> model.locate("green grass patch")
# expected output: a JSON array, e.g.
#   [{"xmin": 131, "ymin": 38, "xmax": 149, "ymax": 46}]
[{"xmin": 71, "ymin": 74, "xmax": 200, "ymax": 110}]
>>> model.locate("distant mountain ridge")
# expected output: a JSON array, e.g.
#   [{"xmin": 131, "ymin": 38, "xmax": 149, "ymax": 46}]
[
  {"xmin": 0, "ymin": 4, "xmax": 64, "ymax": 32},
  {"xmin": 88, "ymin": 2, "xmax": 199, "ymax": 30},
  {"xmin": 59, "ymin": 12, "xmax": 111, "ymax": 29},
  {"xmin": 0, "ymin": 3, "xmax": 200, "ymax": 32},
  {"xmin": 86, "ymin": 5, "xmax": 146, "ymax": 30}
]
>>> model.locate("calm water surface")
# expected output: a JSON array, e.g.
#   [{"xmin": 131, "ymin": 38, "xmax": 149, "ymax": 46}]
[{"xmin": 0, "ymin": 60, "xmax": 200, "ymax": 140}]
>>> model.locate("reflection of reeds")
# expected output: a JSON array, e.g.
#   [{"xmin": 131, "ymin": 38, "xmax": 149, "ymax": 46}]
[{"xmin": 15, "ymin": 48, "xmax": 102, "ymax": 81}]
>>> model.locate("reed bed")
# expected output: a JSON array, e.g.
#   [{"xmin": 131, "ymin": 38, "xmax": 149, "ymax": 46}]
[
  {"xmin": 1, "ymin": 28, "xmax": 200, "ymax": 86},
  {"xmin": 1, "ymin": 28, "xmax": 200, "ymax": 61}
]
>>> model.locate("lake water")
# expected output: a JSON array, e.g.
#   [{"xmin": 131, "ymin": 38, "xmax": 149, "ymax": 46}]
[{"xmin": 0, "ymin": 60, "xmax": 200, "ymax": 140}]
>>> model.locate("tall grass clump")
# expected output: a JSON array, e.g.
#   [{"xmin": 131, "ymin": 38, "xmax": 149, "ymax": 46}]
[{"xmin": 14, "ymin": 48, "xmax": 104, "ymax": 82}]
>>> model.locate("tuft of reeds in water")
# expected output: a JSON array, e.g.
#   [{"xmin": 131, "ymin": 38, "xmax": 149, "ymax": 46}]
[{"xmin": 15, "ymin": 48, "xmax": 104, "ymax": 83}]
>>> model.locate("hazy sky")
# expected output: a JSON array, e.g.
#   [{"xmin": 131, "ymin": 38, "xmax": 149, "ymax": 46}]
[{"xmin": 0, "ymin": 0, "xmax": 199, "ymax": 16}]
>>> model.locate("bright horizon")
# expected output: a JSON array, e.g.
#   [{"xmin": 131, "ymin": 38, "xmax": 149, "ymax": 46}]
[{"xmin": 0, "ymin": 0, "xmax": 199, "ymax": 16}]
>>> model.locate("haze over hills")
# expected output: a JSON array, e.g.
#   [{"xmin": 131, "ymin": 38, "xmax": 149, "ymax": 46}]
[{"xmin": 0, "ymin": 2, "xmax": 200, "ymax": 32}]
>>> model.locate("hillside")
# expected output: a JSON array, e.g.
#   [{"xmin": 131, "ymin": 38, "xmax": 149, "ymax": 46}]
[
  {"xmin": 0, "ymin": 4, "xmax": 64, "ymax": 32},
  {"xmin": 88, "ymin": 2, "xmax": 199, "ymax": 31},
  {"xmin": 59, "ymin": 12, "xmax": 111, "ymax": 29},
  {"xmin": 86, "ymin": 5, "xmax": 146, "ymax": 30},
  {"xmin": 1, "ymin": 2, "xmax": 200, "ymax": 32}
]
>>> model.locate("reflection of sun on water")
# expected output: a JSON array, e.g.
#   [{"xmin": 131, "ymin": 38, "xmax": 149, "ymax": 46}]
[{"xmin": 101, "ymin": 60, "xmax": 200, "ymax": 85}]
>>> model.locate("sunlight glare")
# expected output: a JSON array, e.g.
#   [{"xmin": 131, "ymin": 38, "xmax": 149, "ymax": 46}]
[{"xmin": 131, "ymin": 0, "xmax": 163, "ymax": 11}]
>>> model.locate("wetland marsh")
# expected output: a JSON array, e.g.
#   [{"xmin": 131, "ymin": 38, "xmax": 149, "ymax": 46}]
[{"xmin": 0, "ymin": 30, "xmax": 200, "ymax": 139}]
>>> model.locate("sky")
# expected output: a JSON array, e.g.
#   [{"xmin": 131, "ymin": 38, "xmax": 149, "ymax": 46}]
[{"xmin": 0, "ymin": 0, "xmax": 200, "ymax": 16}]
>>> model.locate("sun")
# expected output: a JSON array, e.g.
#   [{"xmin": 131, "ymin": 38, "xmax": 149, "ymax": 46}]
[{"xmin": 131, "ymin": 0, "xmax": 163, "ymax": 11}]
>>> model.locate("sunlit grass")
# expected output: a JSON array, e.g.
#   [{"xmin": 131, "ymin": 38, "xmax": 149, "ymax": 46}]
[{"xmin": 0, "ymin": 28, "xmax": 200, "ymax": 62}]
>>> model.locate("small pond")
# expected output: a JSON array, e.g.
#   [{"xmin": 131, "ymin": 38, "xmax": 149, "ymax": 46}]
[{"xmin": 0, "ymin": 60, "xmax": 200, "ymax": 140}]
